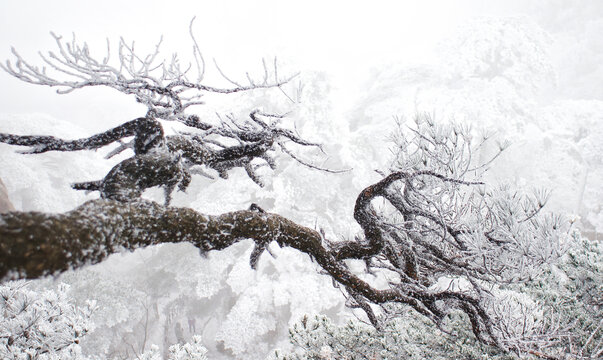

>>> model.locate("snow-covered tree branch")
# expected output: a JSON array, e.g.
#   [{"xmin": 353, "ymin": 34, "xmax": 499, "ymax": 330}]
[
  {"xmin": 0, "ymin": 19, "xmax": 297, "ymax": 122},
  {"xmin": 0, "ymin": 24, "xmax": 339, "ymax": 205},
  {"xmin": 1, "ymin": 26, "xmax": 598, "ymax": 360}
]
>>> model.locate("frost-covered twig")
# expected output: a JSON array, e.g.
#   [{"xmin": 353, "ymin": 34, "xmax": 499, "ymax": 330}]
[{"xmin": 1, "ymin": 23, "xmax": 298, "ymax": 122}]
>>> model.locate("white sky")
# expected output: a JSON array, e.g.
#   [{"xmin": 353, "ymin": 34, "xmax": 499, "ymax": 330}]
[{"xmin": 0, "ymin": 1, "xmax": 595, "ymax": 131}]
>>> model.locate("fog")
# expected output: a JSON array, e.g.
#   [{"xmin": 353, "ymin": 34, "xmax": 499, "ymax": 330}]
[
  {"xmin": 1, "ymin": 1, "xmax": 602, "ymax": 359},
  {"xmin": 4, "ymin": 1, "xmax": 600, "ymax": 130}
]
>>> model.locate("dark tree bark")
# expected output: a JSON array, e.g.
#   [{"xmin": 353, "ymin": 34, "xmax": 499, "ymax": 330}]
[
  {"xmin": 0, "ymin": 27, "xmax": 572, "ymax": 358},
  {"xmin": 0, "ymin": 118, "xmax": 164, "ymax": 155},
  {"xmin": 0, "ymin": 193, "xmax": 499, "ymax": 350},
  {"xmin": 0, "ymin": 197, "xmax": 476, "ymax": 313},
  {"xmin": 0, "ymin": 116, "xmax": 567, "ymax": 357},
  {"xmin": 0, "ymin": 199, "xmax": 396, "ymax": 310},
  {"xmin": 0, "ymin": 110, "xmax": 336, "ymax": 205},
  {"xmin": 0, "ymin": 106, "xmax": 518, "ymax": 352},
  {"xmin": 0, "ymin": 199, "xmax": 313, "ymax": 280}
]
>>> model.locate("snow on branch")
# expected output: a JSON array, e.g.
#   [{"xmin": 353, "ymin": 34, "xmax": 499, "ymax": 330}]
[
  {"xmin": 0, "ymin": 24, "xmax": 345, "ymax": 201},
  {"xmin": 0, "ymin": 24, "xmax": 581, "ymax": 357},
  {"xmin": 0, "ymin": 19, "xmax": 298, "ymax": 122},
  {"xmin": 0, "ymin": 114, "xmax": 577, "ymax": 359}
]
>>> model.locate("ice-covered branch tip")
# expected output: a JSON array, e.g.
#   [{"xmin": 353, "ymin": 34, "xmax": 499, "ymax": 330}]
[{"xmin": 1, "ymin": 26, "xmax": 299, "ymax": 120}]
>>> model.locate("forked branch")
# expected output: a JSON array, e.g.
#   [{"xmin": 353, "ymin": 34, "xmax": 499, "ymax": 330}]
[{"xmin": 1, "ymin": 20, "xmax": 299, "ymax": 121}]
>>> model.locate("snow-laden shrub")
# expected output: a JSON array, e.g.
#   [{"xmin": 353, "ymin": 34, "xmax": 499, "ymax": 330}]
[
  {"xmin": 0, "ymin": 280, "xmax": 209, "ymax": 360},
  {"xmin": 140, "ymin": 336, "xmax": 208, "ymax": 360},
  {"xmin": 0, "ymin": 281, "xmax": 95, "ymax": 360},
  {"xmin": 275, "ymin": 234, "xmax": 602, "ymax": 360}
]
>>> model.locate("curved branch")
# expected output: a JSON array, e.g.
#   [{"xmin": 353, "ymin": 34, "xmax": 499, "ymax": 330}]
[
  {"xmin": 0, "ymin": 199, "xmax": 383, "ymax": 305},
  {"xmin": 0, "ymin": 198, "xmax": 498, "ymax": 347},
  {"xmin": 333, "ymin": 170, "xmax": 481, "ymax": 260},
  {"xmin": 0, "ymin": 117, "xmax": 163, "ymax": 155}
]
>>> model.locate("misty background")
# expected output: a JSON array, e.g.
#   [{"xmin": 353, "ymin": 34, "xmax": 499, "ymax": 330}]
[{"xmin": 0, "ymin": 1, "xmax": 602, "ymax": 358}]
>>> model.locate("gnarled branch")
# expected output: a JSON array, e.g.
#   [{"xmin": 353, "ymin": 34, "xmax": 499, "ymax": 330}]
[{"xmin": 0, "ymin": 197, "xmax": 499, "ymax": 349}]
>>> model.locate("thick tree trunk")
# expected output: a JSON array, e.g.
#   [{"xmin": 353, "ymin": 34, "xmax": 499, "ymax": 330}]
[
  {"xmin": 0, "ymin": 199, "xmax": 288, "ymax": 280},
  {"xmin": 0, "ymin": 199, "xmax": 405, "ymax": 305},
  {"xmin": 0, "ymin": 199, "xmax": 500, "ymax": 349},
  {"xmin": 0, "ymin": 199, "xmax": 343, "ymax": 284}
]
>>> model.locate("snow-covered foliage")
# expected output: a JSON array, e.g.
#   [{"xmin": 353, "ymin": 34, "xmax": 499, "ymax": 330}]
[
  {"xmin": 321, "ymin": 114, "xmax": 575, "ymax": 355},
  {"xmin": 276, "ymin": 234, "xmax": 602, "ymax": 360},
  {"xmin": 0, "ymin": 25, "xmax": 345, "ymax": 359},
  {"xmin": 0, "ymin": 74, "xmax": 344, "ymax": 359},
  {"xmin": 0, "ymin": 281, "xmax": 94, "ymax": 360},
  {"xmin": 0, "ymin": 280, "xmax": 210, "ymax": 360},
  {"xmin": 350, "ymin": 14, "xmax": 603, "ymax": 237},
  {"xmin": 388, "ymin": 114, "xmax": 569, "ymax": 285},
  {"xmin": 517, "ymin": 234, "xmax": 603, "ymax": 358},
  {"xmin": 140, "ymin": 336, "xmax": 208, "ymax": 360},
  {"xmin": 274, "ymin": 313, "xmax": 516, "ymax": 360},
  {"xmin": 44, "ymin": 241, "xmax": 342, "ymax": 359},
  {"xmin": 1, "ymin": 5, "xmax": 602, "ymax": 360}
]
